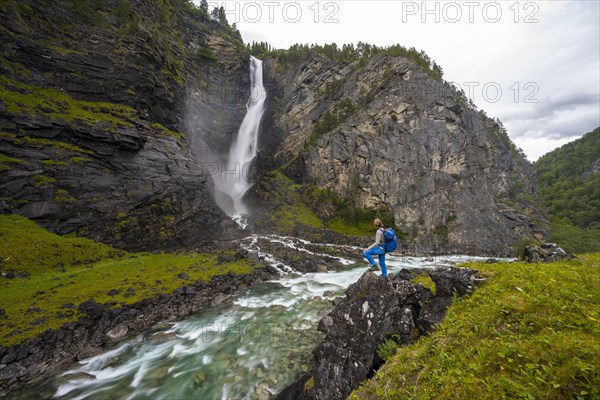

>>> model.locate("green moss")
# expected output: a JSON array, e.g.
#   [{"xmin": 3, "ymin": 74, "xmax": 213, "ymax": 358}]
[
  {"xmin": 33, "ymin": 175, "xmax": 56, "ymax": 187},
  {"xmin": 304, "ymin": 376, "xmax": 315, "ymax": 393},
  {"xmin": 152, "ymin": 122, "xmax": 184, "ymax": 140},
  {"xmin": 69, "ymin": 156, "xmax": 91, "ymax": 164},
  {"xmin": 0, "ymin": 153, "xmax": 24, "ymax": 171},
  {"xmin": 0, "ymin": 215, "xmax": 122, "ymax": 276},
  {"xmin": 53, "ymin": 189, "xmax": 76, "ymax": 204},
  {"xmin": 327, "ymin": 218, "xmax": 374, "ymax": 237},
  {"xmin": 327, "ymin": 205, "xmax": 396, "ymax": 239},
  {"xmin": 257, "ymin": 169, "xmax": 397, "ymax": 239},
  {"xmin": 259, "ymin": 171, "xmax": 323, "ymax": 234},
  {"xmin": 46, "ymin": 43, "xmax": 83, "ymax": 56},
  {"xmin": 192, "ymin": 47, "xmax": 216, "ymax": 62},
  {"xmin": 16, "ymin": 136, "xmax": 93, "ymax": 154},
  {"xmin": 0, "ymin": 132, "xmax": 17, "ymax": 139},
  {"xmin": 41, "ymin": 159, "xmax": 69, "ymax": 167},
  {"xmin": 114, "ymin": 217, "xmax": 132, "ymax": 236},
  {"xmin": 351, "ymin": 254, "xmax": 600, "ymax": 399},
  {"xmin": 0, "ymin": 215, "xmax": 260, "ymax": 346},
  {"xmin": 0, "ymin": 76, "xmax": 136, "ymax": 129}
]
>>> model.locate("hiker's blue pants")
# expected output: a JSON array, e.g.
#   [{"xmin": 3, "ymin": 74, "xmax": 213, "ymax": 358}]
[{"xmin": 363, "ymin": 246, "xmax": 387, "ymax": 277}]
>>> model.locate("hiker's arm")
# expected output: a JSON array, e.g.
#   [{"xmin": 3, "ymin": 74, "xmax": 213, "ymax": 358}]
[{"xmin": 365, "ymin": 230, "xmax": 383, "ymax": 251}]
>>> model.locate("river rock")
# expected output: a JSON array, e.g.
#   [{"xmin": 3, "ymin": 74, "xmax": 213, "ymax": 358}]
[
  {"xmin": 193, "ymin": 371, "xmax": 206, "ymax": 386},
  {"xmin": 211, "ymin": 293, "xmax": 226, "ymax": 306},
  {"xmin": 416, "ymin": 296, "xmax": 453, "ymax": 334},
  {"xmin": 256, "ymin": 383, "xmax": 272, "ymax": 400},
  {"xmin": 0, "ymin": 364, "xmax": 28, "ymax": 381},
  {"xmin": 106, "ymin": 325, "xmax": 129, "ymax": 341},
  {"xmin": 62, "ymin": 372, "xmax": 96, "ymax": 380}
]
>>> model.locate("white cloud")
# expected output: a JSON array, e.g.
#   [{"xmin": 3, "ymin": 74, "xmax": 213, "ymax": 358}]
[
  {"xmin": 209, "ymin": 0, "xmax": 600, "ymax": 160},
  {"xmin": 512, "ymin": 135, "xmax": 577, "ymax": 162}
]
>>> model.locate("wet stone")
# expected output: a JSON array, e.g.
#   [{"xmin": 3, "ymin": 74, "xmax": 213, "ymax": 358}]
[
  {"xmin": 62, "ymin": 372, "xmax": 96, "ymax": 380},
  {"xmin": 193, "ymin": 371, "xmax": 206, "ymax": 386}
]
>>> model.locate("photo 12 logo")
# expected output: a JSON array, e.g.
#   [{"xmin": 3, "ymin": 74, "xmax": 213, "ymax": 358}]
[
  {"xmin": 452, "ymin": 81, "xmax": 540, "ymax": 104},
  {"xmin": 201, "ymin": 321, "xmax": 321, "ymax": 343},
  {"xmin": 200, "ymin": 161, "xmax": 258, "ymax": 184},
  {"xmin": 207, "ymin": 1, "xmax": 341, "ymax": 24},
  {"xmin": 400, "ymin": 1, "xmax": 540, "ymax": 23}
]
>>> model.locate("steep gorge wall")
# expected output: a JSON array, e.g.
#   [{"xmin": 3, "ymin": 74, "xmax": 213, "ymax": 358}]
[
  {"xmin": 0, "ymin": 0, "xmax": 249, "ymax": 250},
  {"xmin": 261, "ymin": 53, "xmax": 547, "ymax": 255}
]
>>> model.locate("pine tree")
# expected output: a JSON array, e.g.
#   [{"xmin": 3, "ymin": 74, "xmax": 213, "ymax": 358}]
[
  {"xmin": 218, "ymin": 6, "xmax": 228, "ymax": 25},
  {"xmin": 200, "ymin": 0, "xmax": 208, "ymax": 13}
]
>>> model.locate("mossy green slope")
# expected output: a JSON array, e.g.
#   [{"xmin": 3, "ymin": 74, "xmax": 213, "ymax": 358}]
[
  {"xmin": 0, "ymin": 215, "xmax": 258, "ymax": 347},
  {"xmin": 255, "ymin": 170, "xmax": 395, "ymax": 239},
  {"xmin": 352, "ymin": 255, "xmax": 600, "ymax": 400}
]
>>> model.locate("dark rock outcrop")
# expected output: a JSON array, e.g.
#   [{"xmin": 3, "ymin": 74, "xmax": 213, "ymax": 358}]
[
  {"xmin": 0, "ymin": 267, "xmax": 279, "ymax": 397},
  {"xmin": 279, "ymin": 266, "xmax": 481, "ymax": 400},
  {"xmin": 522, "ymin": 243, "xmax": 574, "ymax": 263}
]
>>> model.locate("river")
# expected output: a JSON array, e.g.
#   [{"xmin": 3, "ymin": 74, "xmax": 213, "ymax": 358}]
[{"xmin": 10, "ymin": 236, "xmax": 488, "ymax": 400}]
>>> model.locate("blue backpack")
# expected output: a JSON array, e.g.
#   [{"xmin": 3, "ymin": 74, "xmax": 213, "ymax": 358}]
[{"xmin": 381, "ymin": 228, "xmax": 398, "ymax": 252}]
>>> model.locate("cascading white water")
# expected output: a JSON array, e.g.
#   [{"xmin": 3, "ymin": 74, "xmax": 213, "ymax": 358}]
[{"xmin": 214, "ymin": 56, "xmax": 266, "ymax": 225}]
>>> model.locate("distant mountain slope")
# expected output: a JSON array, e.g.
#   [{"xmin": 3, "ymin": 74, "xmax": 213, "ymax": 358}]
[{"xmin": 534, "ymin": 127, "xmax": 600, "ymax": 252}]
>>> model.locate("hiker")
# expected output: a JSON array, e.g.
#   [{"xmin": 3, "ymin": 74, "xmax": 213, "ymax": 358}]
[{"xmin": 363, "ymin": 218, "xmax": 389, "ymax": 277}]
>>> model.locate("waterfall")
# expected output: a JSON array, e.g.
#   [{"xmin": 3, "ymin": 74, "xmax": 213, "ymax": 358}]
[{"xmin": 214, "ymin": 56, "xmax": 266, "ymax": 226}]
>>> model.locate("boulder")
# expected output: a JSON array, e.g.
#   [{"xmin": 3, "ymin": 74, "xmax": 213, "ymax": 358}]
[
  {"xmin": 77, "ymin": 300, "xmax": 106, "ymax": 319},
  {"xmin": 428, "ymin": 266, "xmax": 479, "ymax": 297},
  {"xmin": 522, "ymin": 243, "xmax": 574, "ymax": 263},
  {"xmin": 106, "ymin": 325, "xmax": 129, "ymax": 341}
]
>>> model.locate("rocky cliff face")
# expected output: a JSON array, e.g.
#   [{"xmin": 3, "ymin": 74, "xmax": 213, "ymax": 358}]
[
  {"xmin": 261, "ymin": 53, "xmax": 547, "ymax": 256},
  {"xmin": 0, "ymin": 0, "xmax": 249, "ymax": 250}
]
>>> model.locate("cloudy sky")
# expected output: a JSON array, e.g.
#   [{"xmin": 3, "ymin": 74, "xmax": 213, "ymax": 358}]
[{"xmin": 207, "ymin": 0, "xmax": 599, "ymax": 161}]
